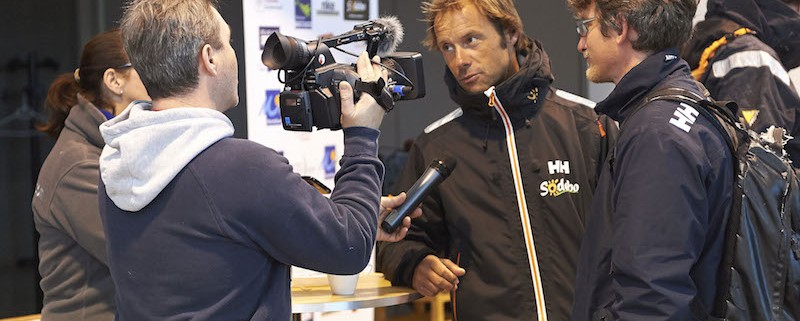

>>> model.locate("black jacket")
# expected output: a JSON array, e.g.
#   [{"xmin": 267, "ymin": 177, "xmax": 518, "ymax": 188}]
[
  {"xmin": 572, "ymin": 49, "xmax": 734, "ymax": 321},
  {"xmin": 378, "ymin": 38, "xmax": 617, "ymax": 321},
  {"xmin": 683, "ymin": 0, "xmax": 800, "ymax": 166}
]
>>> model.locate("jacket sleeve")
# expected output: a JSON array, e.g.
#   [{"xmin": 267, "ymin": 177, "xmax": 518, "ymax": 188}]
[
  {"xmin": 377, "ymin": 139, "xmax": 446, "ymax": 286},
  {"xmin": 47, "ymin": 161, "xmax": 108, "ymax": 264},
  {"xmin": 705, "ymin": 48, "xmax": 800, "ymax": 166},
  {"xmin": 607, "ymin": 116, "xmax": 728, "ymax": 321},
  {"xmin": 212, "ymin": 127, "xmax": 384, "ymax": 275}
]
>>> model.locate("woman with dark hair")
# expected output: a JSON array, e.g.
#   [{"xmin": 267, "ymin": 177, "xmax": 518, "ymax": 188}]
[{"xmin": 32, "ymin": 29, "xmax": 149, "ymax": 321}]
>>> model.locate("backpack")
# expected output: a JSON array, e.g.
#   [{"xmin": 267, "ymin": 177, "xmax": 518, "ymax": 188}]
[{"xmin": 613, "ymin": 87, "xmax": 800, "ymax": 321}]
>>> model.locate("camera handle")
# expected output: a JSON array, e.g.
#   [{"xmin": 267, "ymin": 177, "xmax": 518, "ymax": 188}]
[{"xmin": 354, "ymin": 77, "xmax": 395, "ymax": 111}]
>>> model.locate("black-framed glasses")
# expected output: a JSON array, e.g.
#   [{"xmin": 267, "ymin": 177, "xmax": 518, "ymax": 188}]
[{"xmin": 576, "ymin": 17, "xmax": 597, "ymax": 37}]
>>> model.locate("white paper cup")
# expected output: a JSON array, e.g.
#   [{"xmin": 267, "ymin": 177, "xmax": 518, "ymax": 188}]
[{"xmin": 327, "ymin": 274, "xmax": 359, "ymax": 295}]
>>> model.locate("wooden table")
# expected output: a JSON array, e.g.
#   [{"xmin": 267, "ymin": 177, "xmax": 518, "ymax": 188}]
[
  {"xmin": 291, "ymin": 273, "xmax": 420, "ymax": 314},
  {"xmin": 0, "ymin": 314, "xmax": 39, "ymax": 321},
  {"xmin": 0, "ymin": 274, "xmax": 419, "ymax": 321}
]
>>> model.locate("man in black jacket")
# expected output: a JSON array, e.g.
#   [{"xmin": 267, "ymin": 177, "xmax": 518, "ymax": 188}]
[
  {"xmin": 377, "ymin": 0, "xmax": 617, "ymax": 320},
  {"xmin": 567, "ymin": 0, "xmax": 735, "ymax": 320},
  {"xmin": 683, "ymin": 0, "xmax": 800, "ymax": 166}
]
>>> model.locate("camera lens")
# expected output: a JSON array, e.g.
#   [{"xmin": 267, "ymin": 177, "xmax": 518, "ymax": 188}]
[{"xmin": 262, "ymin": 32, "xmax": 313, "ymax": 70}]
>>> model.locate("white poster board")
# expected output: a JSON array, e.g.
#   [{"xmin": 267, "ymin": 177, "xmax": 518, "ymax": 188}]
[{"xmin": 242, "ymin": 1, "xmax": 379, "ymax": 320}]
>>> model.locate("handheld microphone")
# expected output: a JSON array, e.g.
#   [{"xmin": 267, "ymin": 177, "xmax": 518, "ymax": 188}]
[{"xmin": 381, "ymin": 158, "xmax": 457, "ymax": 233}]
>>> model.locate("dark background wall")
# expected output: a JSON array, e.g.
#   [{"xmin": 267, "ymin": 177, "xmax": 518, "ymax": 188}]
[{"xmin": 0, "ymin": 0, "xmax": 583, "ymax": 317}]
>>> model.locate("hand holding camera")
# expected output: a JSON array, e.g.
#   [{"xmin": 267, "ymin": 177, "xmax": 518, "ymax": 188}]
[
  {"xmin": 339, "ymin": 53, "xmax": 389, "ymax": 130},
  {"xmin": 261, "ymin": 17, "xmax": 425, "ymax": 131}
]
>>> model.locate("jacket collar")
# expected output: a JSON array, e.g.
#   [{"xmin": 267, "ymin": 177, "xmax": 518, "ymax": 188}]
[
  {"xmin": 595, "ymin": 48, "xmax": 690, "ymax": 123},
  {"xmin": 64, "ymin": 94, "xmax": 109, "ymax": 149},
  {"xmin": 444, "ymin": 37, "xmax": 553, "ymax": 121}
]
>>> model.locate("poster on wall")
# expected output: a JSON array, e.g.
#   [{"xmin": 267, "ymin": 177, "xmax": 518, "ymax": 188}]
[
  {"xmin": 241, "ymin": 2, "xmax": 379, "ymax": 318},
  {"xmin": 243, "ymin": 0, "xmax": 378, "ymax": 191}
]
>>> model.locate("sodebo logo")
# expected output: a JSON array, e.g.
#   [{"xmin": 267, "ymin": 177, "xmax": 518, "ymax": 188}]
[{"xmin": 539, "ymin": 178, "xmax": 580, "ymax": 197}]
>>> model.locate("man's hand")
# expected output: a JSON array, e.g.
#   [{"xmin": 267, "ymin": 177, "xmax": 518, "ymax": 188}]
[
  {"xmin": 412, "ymin": 255, "xmax": 466, "ymax": 297},
  {"xmin": 377, "ymin": 192, "xmax": 422, "ymax": 242},
  {"xmin": 339, "ymin": 52, "xmax": 389, "ymax": 129}
]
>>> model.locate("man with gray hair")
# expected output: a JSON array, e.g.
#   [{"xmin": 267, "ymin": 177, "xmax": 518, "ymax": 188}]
[
  {"xmin": 566, "ymin": 0, "xmax": 735, "ymax": 320},
  {"xmin": 98, "ymin": 0, "xmax": 398, "ymax": 320}
]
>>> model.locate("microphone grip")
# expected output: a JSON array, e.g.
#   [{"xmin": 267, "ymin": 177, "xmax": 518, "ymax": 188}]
[{"xmin": 381, "ymin": 168, "xmax": 445, "ymax": 233}]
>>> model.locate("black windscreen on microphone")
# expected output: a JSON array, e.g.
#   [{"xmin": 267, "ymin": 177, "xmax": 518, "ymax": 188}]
[{"xmin": 381, "ymin": 157, "xmax": 457, "ymax": 233}]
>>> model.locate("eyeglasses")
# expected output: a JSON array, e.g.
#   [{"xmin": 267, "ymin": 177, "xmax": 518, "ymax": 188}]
[
  {"xmin": 114, "ymin": 62, "xmax": 133, "ymax": 69},
  {"xmin": 575, "ymin": 17, "xmax": 597, "ymax": 37}
]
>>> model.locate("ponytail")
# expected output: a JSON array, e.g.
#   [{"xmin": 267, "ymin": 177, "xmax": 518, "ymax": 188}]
[
  {"xmin": 38, "ymin": 73, "xmax": 80, "ymax": 138},
  {"xmin": 38, "ymin": 29, "xmax": 130, "ymax": 139}
]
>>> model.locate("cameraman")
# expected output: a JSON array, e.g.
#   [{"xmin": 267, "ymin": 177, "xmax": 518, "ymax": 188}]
[{"xmin": 97, "ymin": 0, "xmax": 408, "ymax": 320}]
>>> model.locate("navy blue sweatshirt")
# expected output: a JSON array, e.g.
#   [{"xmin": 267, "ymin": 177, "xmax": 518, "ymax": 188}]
[{"xmin": 99, "ymin": 103, "xmax": 384, "ymax": 321}]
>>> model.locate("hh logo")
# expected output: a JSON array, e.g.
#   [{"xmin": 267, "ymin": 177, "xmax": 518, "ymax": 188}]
[
  {"xmin": 547, "ymin": 160, "xmax": 570, "ymax": 175},
  {"xmin": 322, "ymin": 146, "xmax": 337, "ymax": 178},
  {"xmin": 669, "ymin": 102, "xmax": 699, "ymax": 133}
]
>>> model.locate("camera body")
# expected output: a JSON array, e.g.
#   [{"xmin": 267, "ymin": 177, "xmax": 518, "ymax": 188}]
[{"xmin": 261, "ymin": 19, "xmax": 424, "ymax": 131}]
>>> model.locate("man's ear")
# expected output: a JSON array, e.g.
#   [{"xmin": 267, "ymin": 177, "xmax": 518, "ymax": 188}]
[
  {"xmin": 505, "ymin": 27, "xmax": 519, "ymax": 47},
  {"xmin": 616, "ymin": 15, "xmax": 639, "ymax": 45},
  {"xmin": 199, "ymin": 43, "xmax": 217, "ymax": 76}
]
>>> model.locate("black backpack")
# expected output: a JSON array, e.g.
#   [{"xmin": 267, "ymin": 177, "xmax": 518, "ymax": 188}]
[{"xmin": 619, "ymin": 87, "xmax": 800, "ymax": 321}]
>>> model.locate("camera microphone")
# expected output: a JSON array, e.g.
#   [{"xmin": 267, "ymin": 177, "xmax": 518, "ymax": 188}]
[
  {"xmin": 321, "ymin": 16, "xmax": 404, "ymax": 56},
  {"xmin": 372, "ymin": 16, "xmax": 404, "ymax": 56},
  {"xmin": 381, "ymin": 158, "xmax": 457, "ymax": 233}
]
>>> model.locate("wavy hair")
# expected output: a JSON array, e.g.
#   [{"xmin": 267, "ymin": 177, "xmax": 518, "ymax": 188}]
[
  {"xmin": 421, "ymin": 0, "xmax": 532, "ymax": 55},
  {"xmin": 567, "ymin": 0, "xmax": 696, "ymax": 53}
]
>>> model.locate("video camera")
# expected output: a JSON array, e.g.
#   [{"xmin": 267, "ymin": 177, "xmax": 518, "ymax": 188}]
[{"xmin": 261, "ymin": 17, "xmax": 425, "ymax": 131}]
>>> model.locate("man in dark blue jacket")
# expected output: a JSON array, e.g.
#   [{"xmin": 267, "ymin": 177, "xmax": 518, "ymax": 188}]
[{"xmin": 566, "ymin": 0, "xmax": 734, "ymax": 320}]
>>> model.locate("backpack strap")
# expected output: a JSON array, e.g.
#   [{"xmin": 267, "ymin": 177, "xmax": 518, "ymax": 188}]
[
  {"xmin": 645, "ymin": 87, "xmax": 740, "ymax": 156},
  {"xmin": 647, "ymin": 87, "xmax": 748, "ymax": 321}
]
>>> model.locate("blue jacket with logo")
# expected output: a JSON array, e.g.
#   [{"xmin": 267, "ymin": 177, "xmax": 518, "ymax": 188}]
[
  {"xmin": 378, "ymin": 38, "xmax": 618, "ymax": 321},
  {"xmin": 571, "ymin": 49, "xmax": 734, "ymax": 321}
]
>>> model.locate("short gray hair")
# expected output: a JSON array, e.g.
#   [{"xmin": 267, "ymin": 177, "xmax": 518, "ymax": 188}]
[
  {"xmin": 120, "ymin": 0, "xmax": 223, "ymax": 100},
  {"xmin": 567, "ymin": 0, "xmax": 696, "ymax": 53}
]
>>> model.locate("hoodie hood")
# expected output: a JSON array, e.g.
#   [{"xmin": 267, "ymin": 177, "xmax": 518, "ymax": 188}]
[
  {"xmin": 686, "ymin": 0, "xmax": 800, "ymax": 69},
  {"xmin": 444, "ymin": 36, "xmax": 554, "ymax": 119},
  {"xmin": 99, "ymin": 101, "xmax": 234, "ymax": 211}
]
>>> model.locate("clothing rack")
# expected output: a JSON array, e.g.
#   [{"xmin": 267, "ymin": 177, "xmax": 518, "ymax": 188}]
[
  {"xmin": 0, "ymin": 95, "xmax": 47, "ymax": 138},
  {"xmin": 0, "ymin": 52, "xmax": 52, "ymax": 138}
]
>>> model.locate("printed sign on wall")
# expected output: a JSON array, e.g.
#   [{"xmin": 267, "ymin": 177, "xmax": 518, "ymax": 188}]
[
  {"xmin": 344, "ymin": 0, "xmax": 369, "ymax": 20},
  {"xmin": 242, "ymin": 4, "xmax": 379, "ymax": 307}
]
